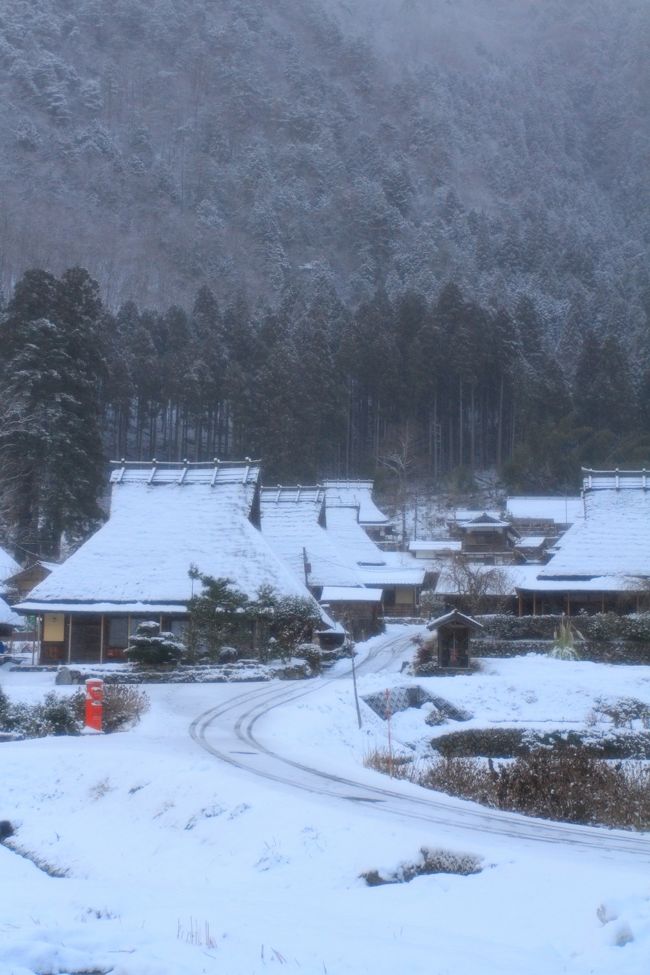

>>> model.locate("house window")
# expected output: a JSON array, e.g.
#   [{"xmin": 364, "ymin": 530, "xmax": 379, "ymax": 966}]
[
  {"xmin": 128, "ymin": 615, "xmax": 155, "ymax": 636},
  {"xmin": 395, "ymin": 587, "xmax": 413, "ymax": 606},
  {"xmin": 168, "ymin": 619, "xmax": 187, "ymax": 640},
  {"xmin": 43, "ymin": 613, "xmax": 65, "ymax": 642},
  {"xmin": 108, "ymin": 617, "xmax": 129, "ymax": 648}
]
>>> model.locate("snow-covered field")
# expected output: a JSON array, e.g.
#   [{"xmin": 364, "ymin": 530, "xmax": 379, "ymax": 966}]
[{"xmin": 1, "ymin": 629, "xmax": 650, "ymax": 975}]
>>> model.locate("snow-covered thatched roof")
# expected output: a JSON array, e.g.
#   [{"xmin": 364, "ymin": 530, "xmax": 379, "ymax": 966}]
[
  {"xmin": 0, "ymin": 595, "xmax": 21, "ymax": 627},
  {"xmin": 324, "ymin": 505, "xmax": 388, "ymax": 566},
  {"xmin": 538, "ymin": 471, "xmax": 650, "ymax": 583},
  {"xmin": 18, "ymin": 462, "xmax": 319, "ymax": 615},
  {"xmin": 260, "ymin": 487, "xmax": 364, "ymax": 589},
  {"xmin": 0, "ymin": 546, "xmax": 20, "ymax": 585},
  {"xmin": 323, "ymin": 480, "xmax": 389, "ymax": 526},
  {"xmin": 322, "ymin": 506, "xmax": 424, "ymax": 587}
]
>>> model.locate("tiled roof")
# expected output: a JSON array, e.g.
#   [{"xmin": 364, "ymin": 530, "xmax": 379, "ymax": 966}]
[
  {"xmin": 408, "ymin": 539, "xmax": 462, "ymax": 553},
  {"xmin": 360, "ymin": 566, "xmax": 427, "ymax": 587},
  {"xmin": 320, "ymin": 587, "xmax": 382, "ymax": 604}
]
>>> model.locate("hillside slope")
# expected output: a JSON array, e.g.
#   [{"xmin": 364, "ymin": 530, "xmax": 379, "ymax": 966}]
[{"xmin": 0, "ymin": 0, "xmax": 647, "ymax": 340}]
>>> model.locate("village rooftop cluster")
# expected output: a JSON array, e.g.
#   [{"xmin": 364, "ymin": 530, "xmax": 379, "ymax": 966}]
[{"xmin": 1, "ymin": 464, "xmax": 649, "ymax": 665}]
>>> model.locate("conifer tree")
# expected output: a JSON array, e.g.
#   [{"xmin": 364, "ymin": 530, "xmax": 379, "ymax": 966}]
[{"xmin": 0, "ymin": 268, "xmax": 107, "ymax": 559}]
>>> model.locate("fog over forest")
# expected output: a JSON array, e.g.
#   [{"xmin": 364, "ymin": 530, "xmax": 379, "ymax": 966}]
[
  {"xmin": 0, "ymin": 0, "xmax": 647, "ymax": 337},
  {"xmin": 0, "ymin": 0, "xmax": 649, "ymax": 558}
]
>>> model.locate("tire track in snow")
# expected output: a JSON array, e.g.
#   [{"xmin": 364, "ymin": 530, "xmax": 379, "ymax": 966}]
[{"xmin": 190, "ymin": 630, "xmax": 650, "ymax": 859}]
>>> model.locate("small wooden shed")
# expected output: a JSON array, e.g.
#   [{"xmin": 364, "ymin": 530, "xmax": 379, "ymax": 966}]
[{"xmin": 427, "ymin": 610, "xmax": 483, "ymax": 668}]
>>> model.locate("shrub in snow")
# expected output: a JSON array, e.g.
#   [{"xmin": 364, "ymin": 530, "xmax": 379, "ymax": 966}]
[
  {"xmin": 186, "ymin": 570, "xmax": 321, "ymax": 661},
  {"xmin": 549, "ymin": 643, "xmax": 580, "ymax": 660},
  {"xmin": 412, "ymin": 633, "xmax": 437, "ymax": 672},
  {"xmin": 218, "ymin": 646, "xmax": 238, "ymax": 663},
  {"xmin": 419, "ymin": 590, "xmax": 447, "ymax": 619},
  {"xmin": 0, "ymin": 684, "xmax": 9, "ymax": 725},
  {"xmin": 432, "ymin": 726, "xmax": 650, "ymax": 759},
  {"xmin": 125, "ymin": 621, "xmax": 185, "ymax": 666},
  {"xmin": 592, "ymin": 696, "xmax": 650, "ymax": 729},
  {"xmin": 98, "ymin": 684, "xmax": 150, "ymax": 732},
  {"xmin": 295, "ymin": 642, "xmax": 325, "ymax": 672},
  {"xmin": 549, "ymin": 617, "xmax": 581, "ymax": 660},
  {"xmin": 361, "ymin": 847, "xmax": 482, "ymax": 886},
  {"xmin": 424, "ymin": 705, "xmax": 446, "ymax": 726},
  {"xmin": 0, "ymin": 820, "xmax": 13, "ymax": 840},
  {"xmin": 0, "ymin": 689, "xmax": 84, "ymax": 737},
  {"xmin": 416, "ymin": 749, "xmax": 650, "ymax": 829},
  {"xmin": 0, "ymin": 683, "xmax": 149, "ymax": 738},
  {"xmin": 478, "ymin": 612, "xmax": 650, "ymax": 647},
  {"xmin": 254, "ymin": 586, "xmax": 322, "ymax": 658}
]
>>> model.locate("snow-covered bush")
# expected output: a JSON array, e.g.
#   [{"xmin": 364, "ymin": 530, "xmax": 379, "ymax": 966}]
[
  {"xmin": 254, "ymin": 585, "xmax": 322, "ymax": 658},
  {"xmin": 591, "ymin": 696, "xmax": 650, "ymax": 730},
  {"xmin": 382, "ymin": 748, "xmax": 650, "ymax": 829},
  {"xmin": 411, "ymin": 633, "xmax": 437, "ymax": 673},
  {"xmin": 125, "ymin": 621, "xmax": 185, "ymax": 666},
  {"xmin": 95, "ymin": 685, "xmax": 150, "ymax": 732},
  {"xmin": 431, "ymin": 726, "xmax": 650, "ymax": 759},
  {"xmin": 0, "ymin": 689, "xmax": 83, "ymax": 737},
  {"xmin": 361, "ymin": 846, "xmax": 482, "ymax": 885},
  {"xmin": 0, "ymin": 684, "xmax": 149, "ymax": 737},
  {"xmin": 549, "ymin": 617, "xmax": 581, "ymax": 660}
]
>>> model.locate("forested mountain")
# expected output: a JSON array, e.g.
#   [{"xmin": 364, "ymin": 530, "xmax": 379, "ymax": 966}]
[
  {"xmin": 0, "ymin": 0, "xmax": 648, "ymax": 336},
  {"xmin": 0, "ymin": 1, "xmax": 649, "ymax": 557}
]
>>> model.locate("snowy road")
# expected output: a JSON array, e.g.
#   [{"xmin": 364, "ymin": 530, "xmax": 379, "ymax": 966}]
[{"xmin": 190, "ymin": 629, "xmax": 650, "ymax": 859}]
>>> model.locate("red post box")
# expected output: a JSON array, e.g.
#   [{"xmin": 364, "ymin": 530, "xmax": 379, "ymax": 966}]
[{"xmin": 85, "ymin": 678, "xmax": 104, "ymax": 732}]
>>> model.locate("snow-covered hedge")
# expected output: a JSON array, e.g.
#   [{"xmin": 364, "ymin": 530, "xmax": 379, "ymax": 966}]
[
  {"xmin": 477, "ymin": 612, "xmax": 650, "ymax": 642},
  {"xmin": 431, "ymin": 726, "xmax": 650, "ymax": 759}
]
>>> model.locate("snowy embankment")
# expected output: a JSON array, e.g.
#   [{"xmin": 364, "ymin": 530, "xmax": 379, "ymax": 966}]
[{"xmin": 1, "ymin": 632, "xmax": 650, "ymax": 975}]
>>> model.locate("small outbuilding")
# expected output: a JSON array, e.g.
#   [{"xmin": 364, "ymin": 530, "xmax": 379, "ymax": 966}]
[{"xmin": 426, "ymin": 610, "xmax": 483, "ymax": 669}]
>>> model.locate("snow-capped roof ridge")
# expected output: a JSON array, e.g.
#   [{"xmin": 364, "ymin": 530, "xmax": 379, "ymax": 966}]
[
  {"xmin": 260, "ymin": 485, "xmax": 325, "ymax": 506},
  {"xmin": 110, "ymin": 457, "xmax": 261, "ymax": 486},
  {"xmin": 582, "ymin": 468, "xmax": 650, "ymax": 492}
]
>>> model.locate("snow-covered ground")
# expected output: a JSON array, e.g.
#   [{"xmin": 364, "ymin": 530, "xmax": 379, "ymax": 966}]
[{"xmin": 1, "ymin": 629, "xmax": 650, "ymax": 975}]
